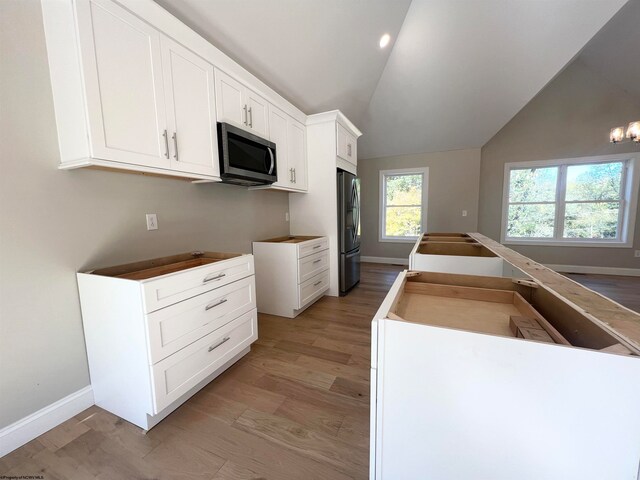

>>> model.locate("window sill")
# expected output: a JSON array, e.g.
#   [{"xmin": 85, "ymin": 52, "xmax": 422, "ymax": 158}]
[
  {"xmin": 379, "ymin": 237, "xmax": 418, "ymax": 244},
  {"xmin": 502, "ymin": 239, "xmax": 633, "ymax": 248}
]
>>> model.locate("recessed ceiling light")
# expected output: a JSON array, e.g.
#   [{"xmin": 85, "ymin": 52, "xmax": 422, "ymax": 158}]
[{"xmin": 379, "ymin": 33, "xmax": 391, "ymax": 49}]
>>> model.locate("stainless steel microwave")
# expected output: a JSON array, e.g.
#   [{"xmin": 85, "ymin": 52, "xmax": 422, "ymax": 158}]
[{"xmin": 217, "ymin": 123, "xmax": 277, "ymax": 186}]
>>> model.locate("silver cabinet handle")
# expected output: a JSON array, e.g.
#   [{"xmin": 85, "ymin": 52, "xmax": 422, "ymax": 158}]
[
  {"xmin": 205, "ymin": 298, "xmax": 227, "ymax": 311},
  {"xmin": 313, "ymin": 244, "xmax": 321, "ymax": 249},
  {"xmin": 208, "ymin": 336, "xmax": 230, "ymax": 352},
  {"xmin": 312, "ymin": 259, "xmax": 322, "ymax": 264},
  {"xmin": 313, "ymin": 280, "xmax": 322, "ymax": 287},
  {"xmin": 162, "ymin": 130, "xmax": 169, "ymax": 159},
  {"xmin": 243, "ymin": 104, "xmax": 248, "ymax": 126},
  {"xmin": 248, "ymin": 106, "xmax": 253, "ymax": 128},
  {"xmin": 203, "ymin": 272, "xmax": 226, "ymax": 283},
  {"xmin": 293, "ymin": 168, "xmax": 296, "ymax": 183},
  {"xmin": 172, "ymin": 132, "xmax": 179, "ymax": 161},
  {"xmin": 289, "ymin": 168, "xmax": 293, "ymax": 183},
  {"xmin": 347, "ymin": 143, "xmax": 352, "ymax": 157}
]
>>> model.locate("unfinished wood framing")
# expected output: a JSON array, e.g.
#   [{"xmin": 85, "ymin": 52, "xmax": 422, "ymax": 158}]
[
  {"xmin": 88, "ymin": 251, "xmax": 242, "ymax": 278},
  {"xmin": 468, "ymin": 232, "xmax": 640, "ymax": 353}
]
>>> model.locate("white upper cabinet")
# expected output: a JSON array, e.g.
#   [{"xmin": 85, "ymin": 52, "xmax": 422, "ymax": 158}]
[
  {"xmin": 287, "ymin": 120, "xmax": 307, "ymax": 191},
  {"xmin": 268, "ymin": 106, "xmax": 289, "ymax": 187},
  {"xmin": 42, "ymin": 0, "xmax": 308, "ymax": 185},
  {"xmin": 337, "ymin": 122, "xmax": 357, "ymax": 165},
  {"xmin": 161, "ymin": 38, "xmax": 219, "ymax": 177},
  {"xmin": 214, "ymin": 69, "xmax": 245, "ymax": 127},
  {"xmin": 245, "ymin": 90, "xmax": 269, "ymax": 138},
  {"xmin": 266, "ymin": 105, "xmax": 307, "ymax": 192},
  {"xmin": 214, "ymin": 68, "xmax": 269, "ymax": 138},
  {"xmin": 77, "ymin": 0, "xmax": 169, "ymax": 169}
]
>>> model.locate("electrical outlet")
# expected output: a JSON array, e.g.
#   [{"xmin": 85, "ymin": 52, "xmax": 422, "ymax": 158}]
[
  {"xmin": 146, "ymin": 213, "xmax": 158, "ymax": 231},
  {"xmin": 635, "ymin": 250, "xmax": 640, "ymax": 258},
  {"xmin": 462, "ymin": 210, "xmax": 468, "ymax": 217},
  {"xmin": 285, "ymin": 212, "xmax": 290, "ymax": 222}
]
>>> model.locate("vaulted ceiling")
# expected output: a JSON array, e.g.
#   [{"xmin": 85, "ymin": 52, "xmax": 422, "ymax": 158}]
[{"xmin": 154, "ymin": 0, "xmax": 629, "ymax": 159}]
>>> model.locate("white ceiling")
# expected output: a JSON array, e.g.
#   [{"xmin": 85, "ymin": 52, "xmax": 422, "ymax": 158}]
[
  {"xmin": 153, "ymin": 0, "xmax": 412, "ymax": 126},
  {"xmin": 359, "ymin": 0, "xmax": 629, "ymax": 158},
  {"xmin": 154, "ymin": 0, "xmax": 628, "ymax": 159},
  {"xmin": 578, "ymin": 0, "xmax": 640, "ymax": 102}
]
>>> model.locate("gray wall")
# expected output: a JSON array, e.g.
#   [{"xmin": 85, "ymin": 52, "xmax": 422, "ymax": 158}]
[
  {"xmin": 359, "ymin": 149, "xmax": 481, "ymax": 259},
  {"xmin": 479, "ymin": 60, "xmax": 640, "ymax": 268},
  {"xmin": 0, "ymin": 0, "xmax": 289, "ymax": 428}
]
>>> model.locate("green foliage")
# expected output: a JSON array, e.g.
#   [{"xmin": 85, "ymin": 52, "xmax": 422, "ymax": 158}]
[
  {"xmin": 384, "ymin": 174, "xmax": 422, "ymax": 237},
  {"xmin": 507, "ymin": 162, "xmax": 623, "ymax": 239}
]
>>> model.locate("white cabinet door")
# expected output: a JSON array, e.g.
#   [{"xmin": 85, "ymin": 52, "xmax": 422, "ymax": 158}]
[
  {"xmin": 245, "ymin": 88, "xmax": 269, "ymax": 138},
  {"xmin": 77, "ymin": 0, "xmax": 169, "ymax": 168},
  {"xmin": 214, "ymin": 68, "xmax": 246, "ymax": 128},
  {"xmin": 268, "ymin": 105, "xmax": 290, "ymax": 188},
  {"xmin": 288, "ymin": 119, "xmax": 307, "ymax": 191},
  {"xmin": 162, "ymin": 38, "xmax": 219, "ymax": 177},
  {"xmin": 336, "ymin": 123, "xmax": 357, "ymax": 165}
]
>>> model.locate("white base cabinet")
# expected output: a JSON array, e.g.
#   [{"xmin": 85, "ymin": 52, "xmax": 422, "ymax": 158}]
[
  {"xmin": 409, "ymin": 233, "xmax": 529, "ymax": 278},
  {"xmin": 253, "ymin": 236, "xmax": 329, "ymax": 318},
  {"xmin": 77, "ymin": 252, "xmax": 257, "ymax": 430},
  {"xmin": 370, "ymin": 267, "xmax": 640, "ymax": 480}
]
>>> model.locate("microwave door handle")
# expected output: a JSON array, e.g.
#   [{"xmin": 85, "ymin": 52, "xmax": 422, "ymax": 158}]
[{"xmin": 267, "ymin": 147, "xmax": 275, "ymax": 174}]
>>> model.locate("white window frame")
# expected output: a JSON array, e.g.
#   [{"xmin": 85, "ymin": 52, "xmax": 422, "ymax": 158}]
[
  {"xmin": 379, "ymin": 167, "xmax": 429, "ymax": 243},
  {"xmin": 500, "ymin": 153, "xmax": 639, "ymax": 248}
]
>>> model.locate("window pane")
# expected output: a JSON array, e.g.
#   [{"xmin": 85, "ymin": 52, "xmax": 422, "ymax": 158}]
[
  {"xmin": 565, "ymin": 162, "xmax": 623, "ymax": 201},
  {"xmin": 385, "ymin": 206, "xmax": 421, "ymax": 237},
  {"xmin": 564, "ymin": 202, "xmax": 619, "ymax": 239},
  {"xmin": 386, "ymin": 174, "xmax": 422, "ymax": 206},
  {"xmin": 509, "ymin": 167, "xmax": 558, "ymax": 202},
  {"xmin": 507, "ymin": 204, "xmax": 555, "ymax": 238}
]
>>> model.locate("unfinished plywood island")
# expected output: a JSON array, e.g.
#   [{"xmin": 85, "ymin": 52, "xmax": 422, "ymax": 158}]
[
  {"xmin": 77, "ymin": 251, "xmax": 257, "ymax": 430},
  {"xmin": 371, "ymin": 236, "xmax": 640, "ymax": 480}
]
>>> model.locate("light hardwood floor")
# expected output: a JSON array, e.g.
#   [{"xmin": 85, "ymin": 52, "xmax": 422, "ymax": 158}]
[{"xmin": 0, "ymin": 263, "xmax": 404, "ymax": 480}]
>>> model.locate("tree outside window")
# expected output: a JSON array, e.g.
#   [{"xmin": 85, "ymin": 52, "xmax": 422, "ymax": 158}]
[
  {"xmin": 380, "ymin": 168, "xmax": 428, "ymax": 241},
  {"xmin": 503, "ymin": 156, "xmax": 638, "ymax": 246}
]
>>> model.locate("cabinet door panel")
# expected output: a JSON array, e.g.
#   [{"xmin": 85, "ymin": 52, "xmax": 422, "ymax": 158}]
[
  {"xmin": 288, "ymin": 119, "xmax": 307, "ymax": 191},
  {"xmin": 268, "ymin": 105, "xmax": 289, "ymax": 187},
  {"xmin": 78, "ymin": 0, "xmax": 168, "ymax": 167},
  {"xmin": 214, "ymin": 68, "xmax": 245, "ymax": 128},
  {"xmin": 162, "ymin": 38, "xmax": 219, "ymax": 177},
  {"xmin": 246, "ymin": 89, "xmax": 269, "ymax": 138}
]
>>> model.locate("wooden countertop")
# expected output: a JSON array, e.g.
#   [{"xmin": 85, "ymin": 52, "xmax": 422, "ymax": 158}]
[{"xmin": 468, "ymin": 233, "xmax": 640, "ymax": 353}]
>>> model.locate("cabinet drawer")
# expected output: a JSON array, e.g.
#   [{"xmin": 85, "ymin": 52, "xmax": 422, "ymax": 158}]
[
  {"xmin": 298, "ymin": 270, "xmax": 329, "ymax": 309},
  {"xmin": 298, "ymin": 237, "xmax": 328, "ymax": 259},
  {"xmin": 151, "ymin": 308, "xmax": 257, "ymax": 413},
  {"xmin": 298, "ymin": 250, "xmax": 329, "ymax": 284},
  {"xmin": 142, "ymin": 255, "xmax": 254, "ymax": 313},
  {"xmin": 146, "ymin": 276, "xmax": 256, "ymax": 363}
]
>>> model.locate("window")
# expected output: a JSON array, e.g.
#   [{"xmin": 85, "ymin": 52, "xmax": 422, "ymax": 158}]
[
  {"xmin": 502, "ymin": 155, "xmax": 639, "ymax": 247},
  {"xmin": 379, "ymin": 168, "xmax": 428, "ymax": 242}
]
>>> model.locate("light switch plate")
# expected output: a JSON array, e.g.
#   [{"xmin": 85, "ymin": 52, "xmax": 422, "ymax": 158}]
[{"xmin": 146, "ymin": 214, "xmax": 158, "ymax": 231}]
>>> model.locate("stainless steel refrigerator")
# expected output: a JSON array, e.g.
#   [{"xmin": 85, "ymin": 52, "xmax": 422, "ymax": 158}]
[{"xmin": 338, "ymin": 170, "xmax": 361, "ymax": 295}]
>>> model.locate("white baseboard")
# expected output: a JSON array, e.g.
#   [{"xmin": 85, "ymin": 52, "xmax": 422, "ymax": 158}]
[
  {"xmin": 0, "ymin": 386, "xmax": 94, "ymax": 457},
  {"xmin": 546, "ymin": 264, "xmax": 640, "ymax": 277},
  {"xmin": 361, "ymin": 256, "xmax": 409, "ymax": 266}
]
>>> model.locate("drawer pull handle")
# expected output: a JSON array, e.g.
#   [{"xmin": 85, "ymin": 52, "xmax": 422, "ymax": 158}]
[
  {"xmin": 313, "ymin": 280, "xmax": 322, "ymax": 287},
  {"xmin": 208, "ymin": 336, "xmax": 231, "ymax": 352},
  {"xmin": 203, "ymin": 273, "xmax": 226, "ymax": 283},
  {"xmin": 312, "ymin": 259, "xmax": 322, "ymax": 264},
  {"xmin": 205, "ymin": 298, "xmax": 227, "ymax": 311},
  {"xmin": 312, "ymin": 245, "xmax": 321, "ymax": 249}
]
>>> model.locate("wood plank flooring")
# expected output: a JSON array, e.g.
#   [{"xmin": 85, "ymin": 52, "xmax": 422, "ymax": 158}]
[{"xmin": 1, "ymin": 263, "xmax": 404, "ymax": 480}]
